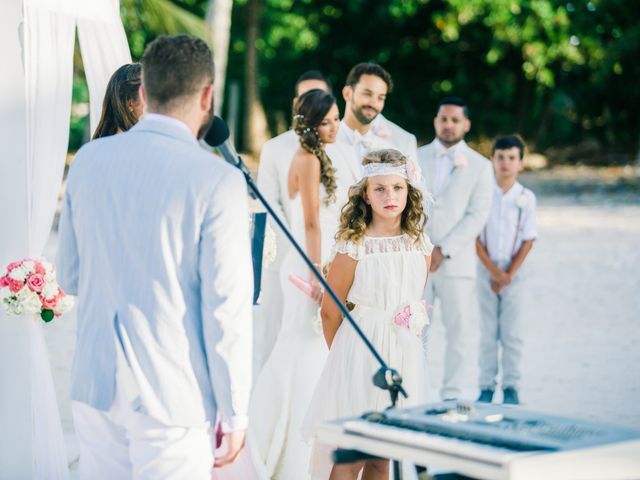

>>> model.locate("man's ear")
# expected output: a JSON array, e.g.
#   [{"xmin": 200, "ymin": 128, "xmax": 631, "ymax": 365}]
[
  {"xmin": 342, "ymin": 85, "xmax": 352, "ymax": 104},
  {"xmin": 463, "ymin": 117, "xmax": 471, "ymax": 135},
  {"xmin": 201, "ymin": 83, "xmax": 214, "ymax": 112}
]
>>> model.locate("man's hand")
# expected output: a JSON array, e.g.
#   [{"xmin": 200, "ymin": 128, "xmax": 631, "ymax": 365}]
[
  {"xmin": 213, "ymin": 430, "xmax": 246, "ymax": 468},
  {"xmin": 430, "ymin": 246, "xmax": 446, "ymax": 272}
]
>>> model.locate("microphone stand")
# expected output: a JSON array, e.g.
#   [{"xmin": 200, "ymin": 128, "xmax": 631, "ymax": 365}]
[{"xmin": 225, "ymin": 152, "xmax": 408, "ymax": 409}]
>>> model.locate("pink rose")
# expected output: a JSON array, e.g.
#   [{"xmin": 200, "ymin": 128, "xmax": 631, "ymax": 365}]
[
  {"xmin": 41, "ymin": 295, "xmax": 58, "ymax": 310},
  {"xmin": 394, "ymin": 307, "xmax": 411, "ymax": 329},
  {"xmin": 26, "ymin": 274, "xmax": 46, "ymax": 293},
  {"xmin": 34, "ymin": 262, "xmax": 46, "ymax": 275},
  {"xmin": 8, "ymin": 278, "xmax": 24, "ymax": 293},
  {"xmin": 373, "ymin": 122, "xmax": 392, "ymax": 140},
  {"xmin": 0, "ymin": 276, "xmax": 8, "ymax": 288},
  {"xmin": 6, "ymin": 261, "xmax": 22, "ymax": 273}
]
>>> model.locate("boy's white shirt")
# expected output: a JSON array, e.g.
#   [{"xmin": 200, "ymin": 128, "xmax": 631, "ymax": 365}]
[{"xmin": 480, "ymin": 180, "xmax": 538, "ymax": 264}]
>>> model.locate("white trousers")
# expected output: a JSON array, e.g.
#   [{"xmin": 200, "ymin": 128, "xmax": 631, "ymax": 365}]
[
  {"xmin": 424, "ymin": 274, "xmax": 477, "ymax": 400},
  {"xmin": 477, "ymin": 267, "xmax": 525, "ymax": 390},
  {"xmin": 72, "ymin": 353, "xmax": 215, "ymax": 480}
]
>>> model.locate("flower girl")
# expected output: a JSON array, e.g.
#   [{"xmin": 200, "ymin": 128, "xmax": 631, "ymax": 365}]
[{"xmin": 304, "ymin": 148, "xmax": 433, "ymax": 480}]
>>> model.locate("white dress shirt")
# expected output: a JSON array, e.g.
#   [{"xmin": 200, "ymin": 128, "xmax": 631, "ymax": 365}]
[
  {"xmin": 480, "ymin": 180, "xmax": 538, "ymax": 264},
  {"xmin": 432, "ymin": 138, "xmax": 458, "ymax": 197},
  {"xmin": 339, "ymin": 121, "xmax": 378, "ymax": 161}
]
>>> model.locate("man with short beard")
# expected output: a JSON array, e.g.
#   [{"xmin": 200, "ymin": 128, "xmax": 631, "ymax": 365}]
[
  {"xmin": 337, "ymin": 62, "xmax": 418, "ymax": 177},
  {"xmin": 57, "ymin": 35, "xmax": 253, "ymax": 478},
  {"xmin": 418, "ymin": 96, "xmax": 493, "ymax": 401}
]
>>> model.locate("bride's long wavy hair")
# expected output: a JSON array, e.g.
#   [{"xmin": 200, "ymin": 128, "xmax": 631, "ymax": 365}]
[
  {"xmin": 292, "ymin": 89, "xmax": 338, "ymax": 206},
  {"xmin": 336, "ymin": 149, "xmax": 426, "ymax": 244}
]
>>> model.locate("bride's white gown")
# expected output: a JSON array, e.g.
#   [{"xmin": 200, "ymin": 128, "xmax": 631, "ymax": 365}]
[{"xmin": 248, "ymin": 183, "xmax": 344, "ymax": 480}]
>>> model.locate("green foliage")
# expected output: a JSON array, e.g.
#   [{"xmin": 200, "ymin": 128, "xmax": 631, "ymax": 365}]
[
  {"xmin": 120, "ymin": 0, "xmax": 208, "ymax": 59},
  {"xmin": 110, "ymin": 0, "xmax": 640, "ymax": 161},
  {"xmin": 226, "ymin": 0, "xmax": 638, "ymax": 160}
]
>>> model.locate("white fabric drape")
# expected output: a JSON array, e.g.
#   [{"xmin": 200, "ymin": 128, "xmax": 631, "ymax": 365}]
[
  {"xmin": 0, "ymin": 0, "xmax": 130, "ymax": 478},
  {"xmin": 77, "ymin": 0, "xmax": 132, "ymax": 134}
]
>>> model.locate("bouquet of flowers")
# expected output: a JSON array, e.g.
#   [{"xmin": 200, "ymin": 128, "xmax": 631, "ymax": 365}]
[{"xmin": 0, "ymin": 258, "xmax": 74, "ymax": 322}]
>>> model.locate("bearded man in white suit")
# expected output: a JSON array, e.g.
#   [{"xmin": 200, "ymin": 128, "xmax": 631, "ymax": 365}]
[
  {"xmin": 57, "ymin": 35, "xmax": 253, "ymax": 479},
  {"xmin": 418, "ymin": 96, "xmax": 493, "ymax": 400},
  {"xmin": 337, "ymin": 63, "xmax": 419, "ymax": 176}
]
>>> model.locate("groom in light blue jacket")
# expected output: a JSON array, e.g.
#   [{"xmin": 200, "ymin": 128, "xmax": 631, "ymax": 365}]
[{"xmin": 57, "ymin": 35, "xmax": 253, "ymax": 479}]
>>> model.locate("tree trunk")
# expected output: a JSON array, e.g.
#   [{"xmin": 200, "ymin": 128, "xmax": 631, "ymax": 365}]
[
  {"xmin": 244, "ymin": 0, "xmax": 269, "ymax": 154},
  {"xmin": 206, "ymin": 0, "xmax": 233, "ymax": 115}
]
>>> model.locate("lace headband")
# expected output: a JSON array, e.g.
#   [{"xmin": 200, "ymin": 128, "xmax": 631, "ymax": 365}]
[
  {"xmin": 362, "ymin": 159, "xmax": 423, "ymax": 186},
  {"xmin": 362, "ymin": 162, "xmax": 408, "ymax": 179}
]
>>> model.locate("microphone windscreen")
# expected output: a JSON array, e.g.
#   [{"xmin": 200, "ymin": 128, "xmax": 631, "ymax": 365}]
[{"xmin": 204, "ymin": 116, "xmax": 230, "ymax": 147}]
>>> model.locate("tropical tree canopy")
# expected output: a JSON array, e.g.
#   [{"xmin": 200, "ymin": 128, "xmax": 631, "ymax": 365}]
[{"xmin": 69, "ymin": 0, "xmax": 639, "ymax": 164}]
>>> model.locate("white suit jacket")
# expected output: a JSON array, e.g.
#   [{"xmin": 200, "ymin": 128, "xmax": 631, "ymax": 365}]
[
  {"xmin": 418, "ymin": 140, "xmax": 493, "ymax": 277},
  {"xmin": 374, "ymin": 113, "xmax": 419, "ymax": 162},
  {"xmin": 57, "ymin": 116, "xmax": 253, "ymax": 428},
  {"xmin": 257, "ymin": 130, "xmax": 358, "ymax": 271}
]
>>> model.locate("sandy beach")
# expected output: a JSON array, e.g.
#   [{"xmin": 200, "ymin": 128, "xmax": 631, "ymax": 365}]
[{"xmin": 41, "ymin": 168, "xmax": 640, "ymax": 472}]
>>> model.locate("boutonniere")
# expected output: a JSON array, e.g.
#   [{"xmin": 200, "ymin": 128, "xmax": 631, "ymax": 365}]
[
  {"xmin": 452, "ymin": 151, "xmax": 468, "ymax": 170},
  {"xmin": 372, "ymin": 122, "xmax": 392, "ymax": 140},
  {"xmin": 516, "ymin": 192, "xmax": 528, "ymax": 209}
]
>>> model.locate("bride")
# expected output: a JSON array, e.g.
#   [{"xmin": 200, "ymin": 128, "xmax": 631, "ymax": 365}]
[{"xmin": 248, "ymin": 89, "xmax": 347, "ymax": 479}]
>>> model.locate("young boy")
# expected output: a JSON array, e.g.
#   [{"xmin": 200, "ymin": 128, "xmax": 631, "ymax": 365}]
[{"xmin": 476, "ymin": 135, "xmax": 537, "ymax": 405}]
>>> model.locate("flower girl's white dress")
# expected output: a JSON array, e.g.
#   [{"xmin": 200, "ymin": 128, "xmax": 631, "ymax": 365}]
[{"xmin": 303, "ymin": 233, "xmax": 434, "ymax": 479}]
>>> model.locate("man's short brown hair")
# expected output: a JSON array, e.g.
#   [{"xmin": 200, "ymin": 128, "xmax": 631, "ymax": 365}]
[
  {"xmin": 141, "ymin": 35, "xmax": 214, "ymax": 109},
  {"xmin": 345, "ymin": 63, "xmax": 393, "ymax": 92}
]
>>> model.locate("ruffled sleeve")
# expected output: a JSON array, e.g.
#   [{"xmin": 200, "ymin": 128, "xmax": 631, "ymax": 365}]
[
  {"xmin": 419, "ymin": 234, "xmax": 435, "ymax": 256},
  {"xmin": 333, "ymin": 239, "xmax": 364, "ymax": 261}
]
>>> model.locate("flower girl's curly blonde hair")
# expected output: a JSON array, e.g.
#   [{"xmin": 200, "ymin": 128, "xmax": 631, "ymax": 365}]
[{"xmin": 336, "ymin": 149, "xmax": 426, "ymax": 244}]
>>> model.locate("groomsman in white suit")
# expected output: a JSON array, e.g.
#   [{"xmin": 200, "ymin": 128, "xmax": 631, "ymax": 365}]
[
  {"xmin": 254, "ymin": 71, "xmax": 334, "ymax": 375},
  {"xmin": 57, "ymin": 35, "xmax": 253, "ymax": 479},
  {"xmin": 337, "ymin": 62, "xmax": 419, "ymax": 175},
  {"xmin": 418, "ymin": 96, "xmax": 493, "ymax": 400}
]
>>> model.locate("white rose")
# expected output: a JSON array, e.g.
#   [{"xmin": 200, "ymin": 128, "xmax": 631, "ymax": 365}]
[
  {"xmin": 408, "ymin": 301, "xmax": 430, "ymax": 337},
  {"xmin": 17, "ymin": 288, "xmax": 42, "ymax": 314},
  {"xmin": 8, "ymin": 266, "xmax": 28, "ymax": 281},
  {"xmin": 57, "ymin": 295, "xmax": 75, "ymax": 314},
  {"xmin": 43, "ymin": 261, "xmax": 55, "ymax": 277},
  {"xmin": 45, "ymin": 271, "xmax": 58, "ymax": 285},
  {"xmin": 21, "ymin": 261, "xmax": 35, "ymax": 274},
  {"xmin": 4, "ymin": 297, "xmax": 24, "ymax": 316},
  {"xmin": 41, "ymin": 282, "xmax": 59, "ymax": 300}
]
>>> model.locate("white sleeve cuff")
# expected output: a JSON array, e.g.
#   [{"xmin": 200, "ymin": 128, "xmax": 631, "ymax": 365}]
[{"xmin": 220, "ymin": 415, "xmax": 249, "ymax": 433}]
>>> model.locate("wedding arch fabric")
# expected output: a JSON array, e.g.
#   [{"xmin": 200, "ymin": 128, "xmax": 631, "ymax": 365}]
[{"xmin": 0, "ymin": 0, "xmax": 130, "ymax": 478}]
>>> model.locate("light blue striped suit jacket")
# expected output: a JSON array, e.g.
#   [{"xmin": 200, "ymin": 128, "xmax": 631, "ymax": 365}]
[{"xmin": 57, "ymin": 116, "xmax": 253, "ymax": 428}]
